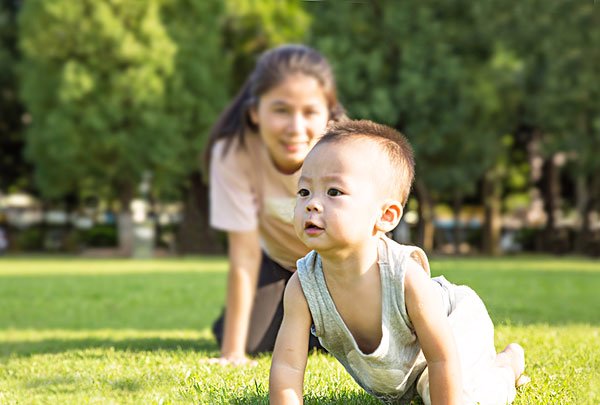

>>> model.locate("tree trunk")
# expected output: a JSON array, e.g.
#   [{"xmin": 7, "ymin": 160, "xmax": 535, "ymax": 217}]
[
  {"xmin": 63, "ymin": 192, "xmax": 80, "ymax": 252},
  {"xmin": 117, "ymin": 184, "xmax": 135, "ymax": 257},
  {"xmin": 576, "ymin": 174, "xmax": 600, "ymax": 256},
  {"xmin": 574, "ymin": 173, "xmax": 590, "ymax": 253},
  {"xmin": 176, "ymin": 170, "xmax": 224, "ymax": 254},
  {"xmin": 117, "ymin": 210, "xmax": 134, "ymax": 257},
  {"xmin": 482, "ymin": 169, "xmax": 502, "ymax": 256},
  {"xmin": 415, "ymin": 180, "xmax": 435, "ymax": 253},
  {"xmin": 540, "ymin": 156, "xmax": 562, "ymax": 252},
  {"xmin": 452, "ymin": 192, "xmax": 463, "ymax": 255}
]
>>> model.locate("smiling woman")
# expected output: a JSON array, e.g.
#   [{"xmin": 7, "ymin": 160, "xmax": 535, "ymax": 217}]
[
  {"xmin": 204, "ymin": 44, "xmax": 346, "ymax": 365},
  {"xmin": 248, "ymin": 72, "xmax": 330, "ymax": 174}
]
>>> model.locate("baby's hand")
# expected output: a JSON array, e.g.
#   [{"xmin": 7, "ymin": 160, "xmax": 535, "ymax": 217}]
[{"xmin": 205, "ymin": 355, "xmax": 258, "ymax": 367}]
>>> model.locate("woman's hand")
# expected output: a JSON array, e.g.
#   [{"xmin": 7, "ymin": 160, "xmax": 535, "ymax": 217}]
[
  {"xmin": 220, "ymin": 230, "xmax": 262, "ymax": 361},
  {"xmin": 207, "ymin": 354, "xmax": 258, "ymax": 367}
]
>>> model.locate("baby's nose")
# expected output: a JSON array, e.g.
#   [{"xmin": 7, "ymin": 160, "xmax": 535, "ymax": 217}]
[{"xmin": 305, "ymin": 198, "xmax": 322, "ymax": 212}]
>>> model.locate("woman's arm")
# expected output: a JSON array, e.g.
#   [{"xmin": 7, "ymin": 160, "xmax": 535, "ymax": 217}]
[
  {"xmin": 404, "ymin": 259, "xmax": 462, "ymax": 405},
  {"xmin": 270, "ymin": 273, "xmax": 311, "ymax": 404},
  {"xmin": 219, "ymin": 230, "xmax": 262, "ymax": 363}
]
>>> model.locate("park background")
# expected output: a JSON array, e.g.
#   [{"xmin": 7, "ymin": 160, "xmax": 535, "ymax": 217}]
[
  {"xmin": 1, "ymin": 0, "xmax": 599, "ymax": 257},
  {"xmin": 0, "ymin": 0, "xmax": 599, "ymax": 404}
]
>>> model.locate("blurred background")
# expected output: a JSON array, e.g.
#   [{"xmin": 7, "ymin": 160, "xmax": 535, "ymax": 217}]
[{"xmin": 0, "ymin": 0, "xmax": 598, "ymax": 258}]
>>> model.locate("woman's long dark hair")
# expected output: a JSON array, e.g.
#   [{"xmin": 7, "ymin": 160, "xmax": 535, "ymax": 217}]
[{"xmin": 204, "ymin": 44, "xmax": 345, "ymax": 171}]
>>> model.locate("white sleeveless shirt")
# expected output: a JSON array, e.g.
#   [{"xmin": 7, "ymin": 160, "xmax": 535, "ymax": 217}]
[{"xmin": 297, "ymin": 236, "xmax": 453, "ymax": 403}]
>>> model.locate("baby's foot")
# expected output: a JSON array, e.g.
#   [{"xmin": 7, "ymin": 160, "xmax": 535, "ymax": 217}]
[
  {"xmin": 496, "ymin": 343, "xmax": 529, "ymax": 386},
  {"xmin": 516, "ymin": 374, "xmax": 531, "ymax": 387}
]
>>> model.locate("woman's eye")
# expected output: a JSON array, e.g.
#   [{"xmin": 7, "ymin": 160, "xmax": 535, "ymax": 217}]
[
  {"xmin": 327, "ymin": 188, "xmax": 342, "ymax": 197},
  {"xmin": 297, "ymin": 189, "xmax": 310, "ymax": 197}
]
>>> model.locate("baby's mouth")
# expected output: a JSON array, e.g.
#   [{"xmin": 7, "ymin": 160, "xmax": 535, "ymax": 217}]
[{"xmin": 304, "ymin": 221, "xmax": 324, "ymax": 231}]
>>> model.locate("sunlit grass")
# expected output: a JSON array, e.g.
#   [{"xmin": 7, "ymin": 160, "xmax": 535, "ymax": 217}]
[{"xmin": 0, "ymin": 256, "xmax": 598, "ymax": 404}]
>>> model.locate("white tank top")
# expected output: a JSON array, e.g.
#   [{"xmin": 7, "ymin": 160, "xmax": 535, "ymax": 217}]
[{"xmin": 297, "ymin": 236, "xmax": 453, "ymax": 403}]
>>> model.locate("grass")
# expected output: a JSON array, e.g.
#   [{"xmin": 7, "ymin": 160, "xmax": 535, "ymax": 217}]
[{"xmin": 0, "ymin": 255, "xmax": 598, "ymax": 404}]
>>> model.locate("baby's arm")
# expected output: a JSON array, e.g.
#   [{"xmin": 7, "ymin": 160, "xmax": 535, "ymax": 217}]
[
  {"xmin": 404, "ymin": 258, "xmax": 462, "ymax": 405},
  {"xmin": 269, "ymin": 273, "xmax": 312, "ymax": 405}
]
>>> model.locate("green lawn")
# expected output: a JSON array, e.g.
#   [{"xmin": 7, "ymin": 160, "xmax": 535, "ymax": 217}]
[{"xmin": 0, "ymin": 256, "xmax": 598, "ymax": 404}]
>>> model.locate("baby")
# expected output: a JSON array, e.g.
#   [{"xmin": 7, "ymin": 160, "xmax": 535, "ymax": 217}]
[{"xmin": 269, "ymin": 120, "xmax": 528, "ymax": 405}]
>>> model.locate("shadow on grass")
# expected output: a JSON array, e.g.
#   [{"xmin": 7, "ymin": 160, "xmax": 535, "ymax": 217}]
[
  {"xmin": 25, "ymin": 374, "xmax": 145, "ymax": 394},
  {"xmin": 227, "ymin": 392, "xmax": 422, "ymax": 405},
  {"xmin": 1, "ymin": 336, "xmax": 218, "ymax": 358},
  {"xmin": 24, "ymin": 375, "xmax": 79, "ymax": 390}
]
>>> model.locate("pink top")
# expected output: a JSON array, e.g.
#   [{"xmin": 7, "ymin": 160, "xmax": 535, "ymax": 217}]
[{"xmin": 209, "ymin": 133, "xmax": 309, "ymax": 270}]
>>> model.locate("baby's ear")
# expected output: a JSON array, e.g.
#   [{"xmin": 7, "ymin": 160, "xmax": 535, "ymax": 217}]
[{"xmin": 376, "ymin": 200, "xmax": 403, "ymax": 233}]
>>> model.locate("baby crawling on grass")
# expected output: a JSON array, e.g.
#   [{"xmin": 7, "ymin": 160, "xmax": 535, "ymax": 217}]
[{"xmin": 269, "ymin": 120, "xmax": 529, "ymax": 405}]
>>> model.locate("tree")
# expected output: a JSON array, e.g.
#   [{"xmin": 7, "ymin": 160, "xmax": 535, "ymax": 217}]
[
  {"xmin": 486, "ymin": 0, "xmax": 600, "ymax": 254},
  {"xmin": 307, "ymin": 1, "xmax": 514, "ymax": 253},
  {"xmin": 529, "ymin": 1, "xmax": 600, "ymax": 253},
  {"xmin": 19, "ymin": 0, "xmax": 183, "ymax": 255},
  {"xmin": 19, "ymin": 0, "xmax": 311, "ymax": 255},
  {"xmin": 0, "ymin": 0, "xmax": 30, "ymax": 193},
  {"xmin": 162, "ymin": 0, "xmax": 310, "ymax": 254},
  {"xmin": 223, "ymin": 0, "xmax": 309, "ymax": 90},
  {"xmin": 159, "ymin": 0, "xmax": 229, "ymax": 254}
]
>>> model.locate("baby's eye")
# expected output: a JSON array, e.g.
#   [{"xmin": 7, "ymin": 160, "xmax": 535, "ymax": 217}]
[
  {"xmin": 297, "ymin": 188, "xmax": 310, "ymax": 197},
  {"xmin": 327, "ymin": 188, "xmax": 343, "ymax": 197}
]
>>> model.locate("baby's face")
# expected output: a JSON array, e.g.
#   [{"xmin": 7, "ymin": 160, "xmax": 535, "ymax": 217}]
[{"xmin": 294, "ymin": 139, "xmax": 389, "ymax": 253}]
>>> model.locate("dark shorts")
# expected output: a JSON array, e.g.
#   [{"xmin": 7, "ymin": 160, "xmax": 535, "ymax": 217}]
[{"xmin": 212, "ymin": 252, "xmax": 322, "ymax": 354}]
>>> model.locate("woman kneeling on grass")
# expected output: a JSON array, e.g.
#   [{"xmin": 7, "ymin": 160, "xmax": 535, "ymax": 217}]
[
  {"xmin": 206, "ymin": 44, "xmax": 345, "ymax": 365},
  {"xmin": 270, "ymin": 120, "xmax": 530, "ymax": 405}
]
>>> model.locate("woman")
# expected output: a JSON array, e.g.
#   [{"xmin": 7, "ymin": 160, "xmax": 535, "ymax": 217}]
[{"xmin": 206, "ymin": 44, "xmax": 345, "ymax": 365}]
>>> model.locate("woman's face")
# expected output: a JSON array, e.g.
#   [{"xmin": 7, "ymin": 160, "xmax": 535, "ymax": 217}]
[{"xmin": 250, "ymin": 73, "xmax": 330, "ymax": 174}]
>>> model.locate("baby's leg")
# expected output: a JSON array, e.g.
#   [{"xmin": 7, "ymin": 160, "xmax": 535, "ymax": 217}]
[{"xmin": 445, "ymin": 286, "xmax": 518, "ymax": 404}]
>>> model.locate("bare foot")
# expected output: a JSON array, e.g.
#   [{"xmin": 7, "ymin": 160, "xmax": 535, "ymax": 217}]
[
  {"xmin": 516, "ymin": 374, "xmax": 531, "ymax": 387},
  {"xmin": 495, "ymin": 343, "xmax": 529, "ymax": 386}
]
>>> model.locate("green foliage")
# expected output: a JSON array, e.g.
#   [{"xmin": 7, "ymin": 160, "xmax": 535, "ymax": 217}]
[
  {"xmin": 0, "ymin": 1, "xmax": 29, "ymax": 192},
  {"xmin": 17, "ymin": 0, "xmax": 310, "ymax": 203},
  {"xmin": 223, "ymin": 0, "xmax": 309, "ymax": 89},
  {"xmin": 10, "ymin": 0, "xmax": 600, "ymax": 251},
  {"xmin": 81, "ymin": 224, "xmax": 118, "ymax": 247},
  {"xmin": 0, "ymin": 256, "xmax": 598, "ymax": 403},
  {"xmin": 307, "ymin": 0, "xmax": 599, "ymax": 212},
  {"xmin": 158, "ymin": 0, "xmax": 229, "ymax": 194},
  {"xmin": 536, "ymin": 2, "xmax": 599, "ymax": 176},
  {"xmin": 12, "ymin": 227, "xmax": 44, "ymax": 251},
  {"xmin": 19, "ymin": 0, "xmax": 182, "ymax": 200},
  {"xmin": 483, "ymin": 0, "xmax": 599, "ymax": 177},
  {"xmin": 307, "ymin": 1, "xmax": 523, "ymax": 198}
]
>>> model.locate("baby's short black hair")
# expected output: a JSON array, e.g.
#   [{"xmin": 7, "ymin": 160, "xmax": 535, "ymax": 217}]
[{"xmin": 317, "ymin": 120, "xmax": 415, "ymax": 206}]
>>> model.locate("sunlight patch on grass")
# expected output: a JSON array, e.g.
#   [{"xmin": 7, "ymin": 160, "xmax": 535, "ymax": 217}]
[
  {"xmin": 0, "ymin": 257, "xmax": 228, "ymax": 276},
  {"xmin": 1, "ymin": 328, "xmax": 211, "ymax": 344},
  {"xmin": 432, "ymin": 256, "xmax": 600, "ymax": 273}
]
